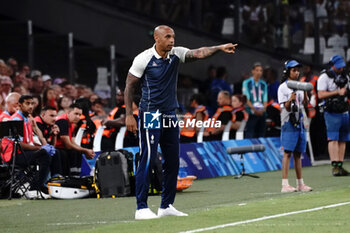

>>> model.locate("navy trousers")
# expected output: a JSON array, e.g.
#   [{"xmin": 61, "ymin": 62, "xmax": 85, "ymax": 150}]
[{"xmin": 136, "ymin": 111, "xmax": 180, "ymax": 209}]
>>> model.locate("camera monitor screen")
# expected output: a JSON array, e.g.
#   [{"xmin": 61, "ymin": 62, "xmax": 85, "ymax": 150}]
[{"xmin": 0, "ymin": 120, "xmax": 24, "ymax": 138}]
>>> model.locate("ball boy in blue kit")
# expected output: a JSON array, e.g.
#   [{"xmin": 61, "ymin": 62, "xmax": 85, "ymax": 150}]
[{"xmin": 277, "ymin": 60, "xmax": 312, "ymax": 193}]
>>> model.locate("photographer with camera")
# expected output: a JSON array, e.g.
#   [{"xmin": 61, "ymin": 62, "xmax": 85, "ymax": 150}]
[
  {"xmin": 317, "ymin": 55, "xmax": 350, "ymax": 176},
  {"xmin": 278, "ymin": 60, "xmax": 312, "ymax": 192}
]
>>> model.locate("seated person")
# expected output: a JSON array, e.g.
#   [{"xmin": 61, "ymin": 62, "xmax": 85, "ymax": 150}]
[
  {"xmin": 35, "ymin": 106, "xmax": 63, "ymax": 178},
  {"xmin": 6, "ymin": 95, "xmax": 53, "ymax": 199},
  {"xmin": 204, "ymin": 91, "xmax": 233, "ymax": 141},
  {"xmin": 230, "ymin": 94, "xmax": 249, "ymax": 139},
  {"xmin": 55, "ymin": 103, "xmax": 95, "ymax": 177},
  {"xmin": 101, "ymin": 90, "xmax": 126, "ymax": 150},
  {"xmin": 0, "ymin": 92, "xmax": 20, "ymax": 122},
  {"xmin": 180, "ymin": 94, "xmax": 209, "ymax": 143}
]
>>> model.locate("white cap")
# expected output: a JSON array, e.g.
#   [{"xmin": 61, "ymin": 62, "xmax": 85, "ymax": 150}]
[{"xmin": 42, "ymin": 74, "xmax": 52, "ymax": 82}]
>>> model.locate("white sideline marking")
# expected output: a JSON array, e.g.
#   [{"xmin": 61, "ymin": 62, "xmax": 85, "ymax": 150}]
[{"xmin": 180, "ymin": 201, "xmax": 350, "ymax": 233}]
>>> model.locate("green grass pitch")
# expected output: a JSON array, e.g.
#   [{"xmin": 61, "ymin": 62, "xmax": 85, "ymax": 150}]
[{"xmin": 1, "ymin": 162, "xmax": 349, "ymax": 233}]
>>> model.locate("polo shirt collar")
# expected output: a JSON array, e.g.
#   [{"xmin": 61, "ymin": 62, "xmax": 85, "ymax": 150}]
[{"xmin": 152, "ymin": 44, "xmax": 171, "ymax": 60}]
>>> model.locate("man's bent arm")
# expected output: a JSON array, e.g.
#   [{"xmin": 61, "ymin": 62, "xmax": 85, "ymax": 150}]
[
  {"xmin": 185, "ymin": 43, "xmax": 237, "ymax": 62},
  {"xmin": 125, "ymin": 73, "xmax": 140, "ymax": 116}
]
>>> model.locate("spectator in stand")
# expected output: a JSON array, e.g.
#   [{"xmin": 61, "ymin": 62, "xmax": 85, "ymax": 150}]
[
  {"xmin": 0, "ymin": 92, "xmax": 20, "ymax": 122},
  {"xmin": 7, "ymin": 58, "xmax": 19, "ymax": 78},
  {"xmin": 42, "ymin": 87, "xmax": 57, "ymax": 109},
  {"xmin": 51, "ymin": 84, "xmax": 63, "ymax": 98},
  {"xmin": 242, "ymin": 62, "xmax": 268, "ymax": 138},
  {"xmin": 89, "ymin": 93, "xmax": 99, "ymax": 104},
  {"xmin": 30, "ymin": 70, "xmax": 44, "ymax": 95},
  {"xmin": 0, "ymin": 61, "xmax": 9, "ymax": 76},
  {"xmin": 91, "ymin": 98, "xmax": 107, "ymax": 118},
  {"xmin": 13, "ymin": 72, "xmax": 26, "ymax": 87},
  {"xmin": 19, "ymin": 63, "xmax": 30, "ymax": 78},
  {"xmin": 57, "ymin": 95, "xmax": 73, "ymax": 115},
  {"xmin": 204, "ymin": 90, "xmax": 233, "ymax": 141},
  {"xmin": 180, "ymin": 94, "xmax": 209, "ymax": 143},
  {"xmin": 55, "ymin": 103, "xmax": 95, "ymax": 177},
  {"xmin": 230, "ymin": 94, "xmax": 249, "ymax": 139},
  {"xmin": 61, "ymin": 81, "xmax": 78, "ymax": 100},
  {"xmin": 42, "ymin": 74, "xmax": 52, "ymax": 90},
  {"xmin": 12, "ymin": 85, "xmax": 28, "ymax": 95},
  {"xmin": 0, "ymin": 76, "xmax": 13, "ymax": 105},
  {"xmin": 76, "ymin": 84, "xmax": 93, "ymax": 98},
  {"xmin": 210, "ymin": 66, "xmax": 233, "ymax": 113},
  {"xmin": 35, "ymin": 106, "xmax": 63, "ymax": 178}
]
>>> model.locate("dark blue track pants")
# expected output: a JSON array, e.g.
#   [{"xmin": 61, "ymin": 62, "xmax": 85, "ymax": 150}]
[{"xmin": 136, "ymin": 111, "xmax": 179, "ymax": 209}]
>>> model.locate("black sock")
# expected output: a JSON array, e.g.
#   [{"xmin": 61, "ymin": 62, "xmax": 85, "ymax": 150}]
[
  {"xmin": 337, "ymin": 161, "xmax": 343, "ymax": 168},
  {"xmin": 331, "ymin": 161, "xmax": 338, "ymax": 167}
]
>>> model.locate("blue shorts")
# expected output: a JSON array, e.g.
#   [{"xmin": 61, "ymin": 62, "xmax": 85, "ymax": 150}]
[
  {"xmin": 324, "ymin": 112, "xmax": 350, "ymax": 141},
  {"xmin": 281, "ymin": 122, "xmax": 306, "ymax": 153}
]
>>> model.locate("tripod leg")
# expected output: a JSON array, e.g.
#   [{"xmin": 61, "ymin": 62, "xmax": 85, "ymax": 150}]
[{"xmin": 8, "ymin": 142, "xmax": 17, "ymax": 200}]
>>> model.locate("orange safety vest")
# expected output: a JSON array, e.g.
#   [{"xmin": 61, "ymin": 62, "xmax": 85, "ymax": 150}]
[
  {"xmin": 80, "ymin": 113, "xmax": 97, "ymax": 146},
  {"xmin": 207, "ymin": 105, "xmax": 233, "ymax": 132},
  {"xmin": 300, "ymin": 75, "xmax": 319, "ymax": 114},
  {"xmin": 103, "ymin": 105, "xmax": 126, "ymax": 138},
  {"xmin": 232, "ymin": 106, "xmax": 249, "ymax": 123},
  {"xmin": 267, "ymin": 99, "xmax": 281, "ymax": 111},
  {"xmin": 180, "ymin": 105, "xmax": 209, "ymax": 137}
]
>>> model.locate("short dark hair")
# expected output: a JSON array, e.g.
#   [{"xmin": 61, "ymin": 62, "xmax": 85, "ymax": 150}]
[
  {"xmin": 42, "ymin": 105, "xmax": 57, "ymax": 112},
  {"xmin": 19, "ymin": 95, "xmax": 33, "ymax": 104},
  {"xmin": 190, "ymin": 94, "xmax": 204, "ymax": 105},
  {"xmin": 233, "ymin": 94, "xmax": 247, "ymax": 105},
  {"xmin": 69, "ymin": 103, "xmax": 83, "ymax": 111}
]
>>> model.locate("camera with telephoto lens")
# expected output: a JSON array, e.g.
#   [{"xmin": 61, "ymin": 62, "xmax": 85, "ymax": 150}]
[{"xmin": 334, "ymin": 72, "xmax": 349, "ymax": 88}]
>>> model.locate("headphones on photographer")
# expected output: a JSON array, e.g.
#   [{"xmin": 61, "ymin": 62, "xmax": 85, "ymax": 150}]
[{"xmin": 283, "ymin": 60, "xmax": 301, "ymax": 78}]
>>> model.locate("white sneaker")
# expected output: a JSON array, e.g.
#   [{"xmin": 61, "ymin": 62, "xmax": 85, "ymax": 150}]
[
  {"xmin": 24, "ymin": 190, "xmax": 40, "ymax": 199},
  {"xmin": 157, "ymin": 204, "xmax": 188, "ymax": 217},
  {"xmin": 135, "ymin": 208, "xmax": 159, "ymax": 220},
  {"xmin": 38, "ymin": 191, "xmax": 50, "ymax": 199},
  {"xmin": 24, "ymin": 190, "xmax": 50, "ymax": 200}
]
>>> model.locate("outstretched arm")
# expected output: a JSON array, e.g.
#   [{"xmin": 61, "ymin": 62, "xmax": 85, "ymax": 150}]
[
  {"xmin": 124, "ymin": 73, "xmax": 140, "ymax": 135},
  {"xmin": 185, "ymin": 43, "xmax": 237, "ymax": 62}
]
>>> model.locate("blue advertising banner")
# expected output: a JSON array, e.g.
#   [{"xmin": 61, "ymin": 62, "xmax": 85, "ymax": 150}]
[{"xmin": 81, "ymin": 137, "xmax": 312, "ymax": 179}]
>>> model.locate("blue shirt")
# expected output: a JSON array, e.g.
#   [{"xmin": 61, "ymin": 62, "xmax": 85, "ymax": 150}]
[
  {"xmin": 129, "ymin": 45, "xmax": 189, "ymax": 112},
  {"xmin": 242, "ymin": 77, "xmax": 268, "ymax": 115}
]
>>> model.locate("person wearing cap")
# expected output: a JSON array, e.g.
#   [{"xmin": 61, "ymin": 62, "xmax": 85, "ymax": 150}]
[
  {"xmin": 278, "ymin": 60, "xmax": 312, "ymax": 193},
  {"xmin": 42, "ymin": 74, "xmax": 52, "ymax": 90},
  {"xmin": 242, "ymin": 62, "xmax": 268, "ymax": 138},
  {"xmin": 317, "ymin": 55, "xmax": 350, "ymax": 176},
  {"xmin": 30, "ymin": 70, "xmax": 44, "ymax": 95}
]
